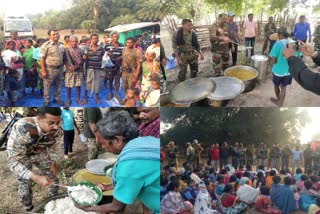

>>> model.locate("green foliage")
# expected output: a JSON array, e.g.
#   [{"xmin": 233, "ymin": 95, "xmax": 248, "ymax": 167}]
[
  {"xmin": 81, "ymin": 20, "xmax": 95, "ymax": 33},
  {"xmin": 161, "ymin": 108, "xmax": 310, "ymax": 148},
  {"xmin": 110, "ymin": 15, "xmax": 140, "ymax": 27},
  {"xmin": 28, "ymin": 0, "xmax": 159, "ymax": 31}
]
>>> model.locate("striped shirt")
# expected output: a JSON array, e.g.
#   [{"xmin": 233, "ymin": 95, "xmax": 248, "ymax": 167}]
[{"xmin": 86, "ymin": 44, "xmax": 105, "ymax": 69}]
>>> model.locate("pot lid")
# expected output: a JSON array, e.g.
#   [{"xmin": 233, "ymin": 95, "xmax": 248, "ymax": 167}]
[
  {"xmin": 207, "ymin": 76, "xmax": 244, "ymax": 100},
  {"xmin": 169, "ymin": 77, "xmax": 216, "ymax": 104},
  {"xmin": 251, "ymin": 54, "xmax": 268, "ymax": 61}
]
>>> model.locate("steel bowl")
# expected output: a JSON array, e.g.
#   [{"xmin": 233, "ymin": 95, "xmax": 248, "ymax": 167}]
[
  {"xmin": 169, "ymin": 77, "xmax": 216, "ymax": 105},
  {"xmin": 207, "ymin": 76, "xmax": 245, "ymax": 107},
  {"xmin": 224, "ymin": 65, "xmax": 258, "ymax": 92}
]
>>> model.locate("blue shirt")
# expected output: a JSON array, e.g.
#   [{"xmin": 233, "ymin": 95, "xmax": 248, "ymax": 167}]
[
  {"xmin": 293, "ymin": 22, "xmax": 311, "ymax": 41},
  {"xmin": 61, "ymin": 109, "xmax": 74, "ymax": 131},
  {"xmin": 113, "ymin": 159, "xmax": 160, "ymax": 213},
  {"xmin": 269, "ymin": 39, "xmax": 290, "ymax": 77}
]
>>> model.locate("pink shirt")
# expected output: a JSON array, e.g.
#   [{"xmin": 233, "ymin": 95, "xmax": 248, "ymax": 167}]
[{"xmin": 243, "ymin": 21, "xmax": 258, "ymax": 37}]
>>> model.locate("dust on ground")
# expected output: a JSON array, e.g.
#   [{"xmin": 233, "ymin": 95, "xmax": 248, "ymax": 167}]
[
  {"xmin": 161, "ymin": 25, "xmax": 320, "ymax": 107},
  {"xmin": 0, "ymin": 133, "xmax": 90, "ymax": 213}
]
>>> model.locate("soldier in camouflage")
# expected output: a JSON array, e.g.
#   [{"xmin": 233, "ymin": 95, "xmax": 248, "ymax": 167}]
[
  {"xmin": 313, "ymin": 23, "xmax": 320, "ymax": 51},
  {"xmin": 209, "ymin": 14, "xmax": 232, "ymax": 75},
  {"xmin": 172, "ymin": 19, "xmax": 204, "ymax": 82},
  {"xmin": 40, "ymin": 29, "xmax": 65, "ymax": 107},
  {"xmin": 6, "ymin": 107, "xmax": 62, "ymax": 211},
  {"xmin": 121, "ymin": 38, "xmax": 143, "ymax": 94}
]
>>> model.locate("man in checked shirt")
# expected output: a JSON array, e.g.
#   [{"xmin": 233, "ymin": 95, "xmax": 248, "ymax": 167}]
[{"xmin": 6, "ymin": 107, "xmax": 62, "ymax": 211}]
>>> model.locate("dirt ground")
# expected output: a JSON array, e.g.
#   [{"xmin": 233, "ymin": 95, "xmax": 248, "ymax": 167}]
[
  {"xmin": 161, "ymin": 25, "xmax": 320, "ymax": 107},
  {"xmin": 0, "ymin": 133, "xmax": 90, "ymax": 213}
]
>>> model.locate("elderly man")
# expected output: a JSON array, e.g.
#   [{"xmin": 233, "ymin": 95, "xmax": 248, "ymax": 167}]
[
  {"xmin": 77, "ymin": 111, "xmax": 160, "ymax": 213},
  {"xmin": 209, "ymin": 13, "xmax": 231, "ymax": 75},
  {"xmin": 40, "ymin": 29, "xmax": 65, "ymax": 106},
  {"xmin": 64, "ymin": 36, "xmax": 85, "ymax": 106},
  {"xmin": 6, "ymin": 107, "xmax": 62, "ymax": 211},
  {"xmin": 83, "ymin": 33, "xmax": 105, "ymax": 104},
  {"xmin": 121, "ymin": 37, "xmax": 143, "ymax": 93},
  {"xmin": 104, "ymin": 31, "xmax": 124, "ymax": 101},
  {"xmin": 137, "ymin": 107, "xmax": 160, "ymax": 138}
]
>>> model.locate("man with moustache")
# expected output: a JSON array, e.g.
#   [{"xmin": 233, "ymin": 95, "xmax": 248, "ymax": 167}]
[
  {"xmin": 40, "ymin": 29, "xmax": 65, "ymax": 106},
  {"xmin": 83, "ymin": 33, "xmax": 105, "ymax": 104},
  {"xmin": 137, "ymin": 107, "xmax": 160, "ymax": 138},
  {"xmin": 6, "ymin": 107, "xmax": 62, "ymax": 211}
]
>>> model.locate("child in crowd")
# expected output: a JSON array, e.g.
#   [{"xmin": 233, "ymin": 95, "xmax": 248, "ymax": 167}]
[
  {"xmin": 6, "ymin": 69, "xmax": 20, "ymax": 106},
  {"xmin": 123, "ymin": 88, "xmax": 136, "ymax": 107},
  {"xmin": 144, "ymin": 74, "xmax": 160, "ymax": 107},
  {"xmin": 255, "ymin": 186, "xmax": 281, "ymax": 213}
]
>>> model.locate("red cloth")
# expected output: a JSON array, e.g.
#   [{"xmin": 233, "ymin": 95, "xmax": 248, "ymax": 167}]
[
  {"xmin": 210, "ymin": 147, "xmax": 220, "ymax": 160},
  {"xmin": 160, "ymin": 149, "xmax": 166, "ymax": 163},
  {"xmin": 138, "ymin": 117, "xmax": 160, "ymax": 138},
  {"xmin": 221, "ymin": 194, "xmax": 237, "ymax": 208},
  {"xmin": 255, "ymin": 195, "xmax": 270, "ymax": 209}
]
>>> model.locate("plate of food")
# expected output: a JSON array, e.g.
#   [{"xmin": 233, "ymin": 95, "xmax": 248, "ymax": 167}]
[{"xmin": 68, "ymin": 181, "xmax": 103, "ymax": 206}]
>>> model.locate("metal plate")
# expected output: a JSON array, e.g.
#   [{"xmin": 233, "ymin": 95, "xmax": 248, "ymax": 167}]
[
  {"xmin": 86, "ymin": 159, "xmax": 113, "ymax": 175},
  {"xmin": 251, "ymin": 55, "xmax": 268, "ymax": 61},
  {"xmin": 208, "ymin": 77, "xmax": 244, "ymax": 100},
  {"xmin": 169, "ymin": 78, "xmax": 216, "ymax": 104}
]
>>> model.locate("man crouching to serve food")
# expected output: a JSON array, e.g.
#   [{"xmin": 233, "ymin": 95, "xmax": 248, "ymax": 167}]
[{"xmin": 6, "ymin": 107, "xmax": 62, "ymax": 211}]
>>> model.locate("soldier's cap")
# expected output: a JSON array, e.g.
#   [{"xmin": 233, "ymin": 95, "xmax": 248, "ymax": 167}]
[
  {"xmin": 169, "ymin": 141, "xmax": 174, "ymax": 145},
  {"xmin": 186, "ymin": 142, "xmax": 191, "ymax": 145},
  {"xmin": 193, "ymin": 139, "xmax": 199, "ymax": 144},
  {"xmin": 227, "ymin": 12, "xmax": 235, "ymax": 17}
]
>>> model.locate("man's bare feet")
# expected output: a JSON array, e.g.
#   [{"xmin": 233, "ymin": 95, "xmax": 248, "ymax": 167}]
[
  {"xmin": 270, "ymin": 97, "xmax": 281, "ymax": 106},
  {"xmin": 95, "ymin": 97, "xmax": 101, "ymax": 104},
  {"xmin": 107, "ymin": 93, "xmax": 113, "ymax": 101},
  {"xmin": 82, "ymin": 98, "xmax": 87, "ymax": 105},
  {"xmin": 76, "ymin": 99, "xmax": 82, "ymax": 105}
]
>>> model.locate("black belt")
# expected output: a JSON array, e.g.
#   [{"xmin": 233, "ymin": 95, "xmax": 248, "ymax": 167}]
[
  {"xmin": 105, "ymin": 66, "xmax": 119, "ymax": 70},
  {"xmin": 47, "ymin": 65, "xmax": 63, "ymax": 69}
]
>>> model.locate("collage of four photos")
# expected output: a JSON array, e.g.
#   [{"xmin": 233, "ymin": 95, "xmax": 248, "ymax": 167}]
[{"xmin": 0, "ymin": 0, "xmax": 320, "ymax": 213}]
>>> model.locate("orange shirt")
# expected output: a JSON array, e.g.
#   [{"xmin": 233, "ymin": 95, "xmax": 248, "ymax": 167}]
[{"xmin": 266, "ymin": 176, "xmax": 273, "ymax": 188}]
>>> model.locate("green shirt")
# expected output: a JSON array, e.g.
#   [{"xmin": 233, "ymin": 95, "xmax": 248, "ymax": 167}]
[
  {"xmin": 113, "ymin": 159, "xmax": 160, "ymax": 213},
  {"xmin": 23, "ymin": 47, "xmax": 35, "ymax": 70},
  {"xmin": 83, "ymin": 108, "xmax": 102, "ymax": 138}
]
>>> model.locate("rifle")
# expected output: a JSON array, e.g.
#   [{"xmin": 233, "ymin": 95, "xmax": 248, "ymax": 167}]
[{"xmin": 0, "ymin": 112, "xmax": 23, "ymax": 150}]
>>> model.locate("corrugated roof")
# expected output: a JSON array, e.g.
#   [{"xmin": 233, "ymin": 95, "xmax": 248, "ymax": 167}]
[{"xmin": 104, "ymin": 22, "xmax": 159, "ymax": 33}]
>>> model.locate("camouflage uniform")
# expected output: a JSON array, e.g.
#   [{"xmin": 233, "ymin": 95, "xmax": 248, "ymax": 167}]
[
  {"xmin": 313, "ymin": 25, "xmax": 320, "ymax": 51},
  {"xmin": 6, "ymin": 117, "xmax": 61, "ymax": 209},
  {"xmin": 209, "ymin": 23, "xmax": 230, "ymax": 74},
  {"xmin": 172, "ymin": 30, "xmax": 199, "ymax": 81},
  {"xmin": 40, "ymin": 40, "xmax": 65, "ymax": 103},
  {"xmin": 121, "ymin": 47, "xmax": 143, "ymax": 92},
  {"xmin": 83, "ymin": 108, "xmax": 102, "ymax": 160}
]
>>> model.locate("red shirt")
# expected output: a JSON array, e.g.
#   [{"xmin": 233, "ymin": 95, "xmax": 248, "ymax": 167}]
[
  {"xmin": 221, "ymin": 194, "xmax": 237, "ymax": 208},
  {"xmin": 210, "ymin": 147, "xmax": 220, "ymax": 160}
]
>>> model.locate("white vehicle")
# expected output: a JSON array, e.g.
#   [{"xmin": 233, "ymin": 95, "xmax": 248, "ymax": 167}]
[{"xmin": 2, "ymin": 15, "xmax": 33, "ymax": 40}]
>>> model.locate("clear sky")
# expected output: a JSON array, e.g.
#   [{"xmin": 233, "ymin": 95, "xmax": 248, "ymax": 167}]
[{"xmin": 0, "ymin": 0, "xmax": 72, "ymax": 16}]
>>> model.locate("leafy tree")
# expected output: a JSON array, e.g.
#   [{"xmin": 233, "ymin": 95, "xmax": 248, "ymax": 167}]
[
  {"xmin": 109, "ymin": 15, "xmax": 140, "ymax": 27},
  {"xmin": 161, "ymin": 108, "xmax": 310, "ymax": 149}
]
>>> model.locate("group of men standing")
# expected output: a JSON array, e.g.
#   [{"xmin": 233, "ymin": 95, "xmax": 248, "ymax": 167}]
[
  {"xmin": 171, "ymin": 13, "xmax": 318, "ymax": 81},
  {"xmin": 40, "ymin": 29, "xmax": 142, "ymax": 106},
  {"xmin": 164, "ymin": 140, "xmax": 320, "ymax": 176}
]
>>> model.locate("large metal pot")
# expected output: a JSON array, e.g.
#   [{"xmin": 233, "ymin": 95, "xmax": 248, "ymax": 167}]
[
  {"xmin": 160, "ymin": 92, "xmax": 190, "ymax": 107},
  {"xmin": 251, "ymin": 55, "xmax": 269, "ymax": 80},
  {"xmin": 168, "ymin": 77, "xmax": 216, "ymax": 106},
  {"xmin": 207, "ymin": 76, "xmax": 245, "ymax": 107},
  {"xmin": 224, "ymin": 65, "xmax": 258, "ymax": 92}
]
